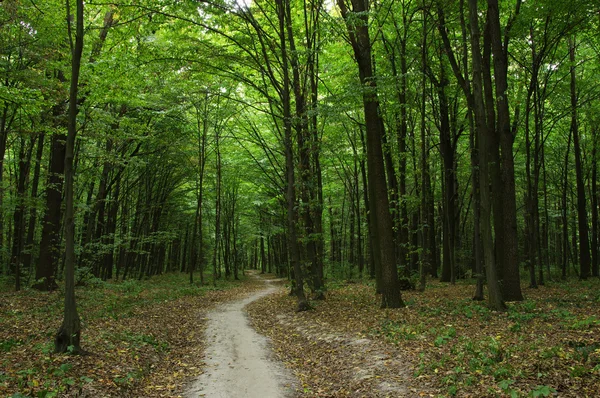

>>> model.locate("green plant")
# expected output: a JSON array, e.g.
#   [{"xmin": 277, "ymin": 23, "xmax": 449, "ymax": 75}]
[
  {"xmin": 569, "ymin": 316, "xmax": 599, "ymax": 330},
  {"xmin": 49, "ymin": 363, "xmax": 72, "ymax": 377},
  {"xmin": 414, "ymin": 353, "xmax": 426, "ymax": 377},
  {"xmin": 434, "ymin": 327, "xmax": 456, "ymax": 347},
  {"xmin": 509, "ymin": 322, "xmax": 522, "ymax": 332},
  {"xmin": 119, "ymin": 279, "xmax": 143, "ymax": 295},
  {"xmin": 569, "ymin": 365, "xmax": 588, "ymax": 377},
  {"xmin": 498, "ymin": 379, "xmax": 519, "ymax": 398},
  {"xmin": 538, "ymin": 345, "xmax": 561, "ymax": 360},
  {"xmin": 113, "ymin": 371, "xmax": 141, "ymax": 387},
  {"xmin": 117, "ymin": 332, "xmax": 170, "ymax": 352},
  {"xmin": 529, "ymin": 385, "xmax": 556, "ymax": 397},
  {"xmin": 493, "ymin": 365, "xmax": 513, "ymax": 380},
  {"xmin": 75, "ymin": 266, "xmax": 104, "ymax": 288},
  {"xmin": 0, "ymin": 338, "xmax": 23, "ymax": 352},
  {"xmin": 375, "ymin": 319, "xmax": 425, "ymax": 343}
]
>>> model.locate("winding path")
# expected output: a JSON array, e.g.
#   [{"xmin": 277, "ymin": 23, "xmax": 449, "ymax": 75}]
[{"xmin": 184, "ymin": 274, "xmax": 297, "ymax": 398}]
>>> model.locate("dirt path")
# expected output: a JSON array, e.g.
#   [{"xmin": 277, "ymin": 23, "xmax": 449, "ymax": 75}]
[{"xmin": 184, "ymin": 273, "xmax": 297, "ymax": 398}]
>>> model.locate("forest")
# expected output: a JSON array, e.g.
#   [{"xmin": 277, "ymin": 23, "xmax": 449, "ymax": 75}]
[{"xmin": 1, "ymin": 0, "xmax": 599, "ymax": 397}]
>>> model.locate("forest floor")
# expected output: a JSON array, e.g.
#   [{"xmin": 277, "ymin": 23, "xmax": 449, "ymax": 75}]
[
  {"xmin": 1, "ymin": 273, "xmax": 600, "ymax": 397},
  {"xmin": 247, "ymin": 277, "xmax": 600, "ymax": 398},
  {"xmin": 0, "ymin": 272, "xmax": 264, "ymax": 398}
]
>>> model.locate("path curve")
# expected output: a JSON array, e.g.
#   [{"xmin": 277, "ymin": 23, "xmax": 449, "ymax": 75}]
[{"xmin": 185, "ymin": 273, "xmax": 297, "ymax": 398}]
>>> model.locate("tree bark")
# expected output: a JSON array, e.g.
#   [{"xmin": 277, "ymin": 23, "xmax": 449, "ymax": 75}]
[
  {"xmin": 591, "ymin": 124, "xmax": 598, "ymax": 277},
  {"xmin": 22, "ymin": 133, "xmax": 45, "ymax": 273},
  {"xmin": 35, "ymin": 128, "xmax": 66, "ymax": 291},
  {"xmin": 338, "ymin": 0, "xmax": 403, "ymax": 308},
  {"xmin": 276, "ymin": 0, "xmax": 309, "ymax": 311},
  {"xmin": 486, "ymin": 0, "xmax": 523, "ymax": 301},
  {"xmin": 11, "ymin": 135, "xmax": 35, "ymax": 290},
  {"xmin": 55, "ymin": 0, "xmax": 84, "ymax": 354},
  {"xmin": 469, "ymin": 0, "xmax": 505, "ymax": 311},
  {"xmin": 569, "ymin": 36, "xmax": 591, "ymax": 280}
]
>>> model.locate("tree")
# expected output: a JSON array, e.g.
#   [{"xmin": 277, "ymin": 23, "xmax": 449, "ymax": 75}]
[
  {"xmin": 55, "ymin": 0, "xmax": 84, "ymax": 354},
  {"xmin": 569, "ymin": 36, "xmax": 591, "ymax": 280},
  {"xmin": 337, "ymin": 0, "xmax": 403, "ymax": 308}
]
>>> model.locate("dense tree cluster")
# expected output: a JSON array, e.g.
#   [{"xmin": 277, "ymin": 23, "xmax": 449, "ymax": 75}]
[{"xmin": 0, "ymin": 0, "xmax": 598, "ymax": 350}]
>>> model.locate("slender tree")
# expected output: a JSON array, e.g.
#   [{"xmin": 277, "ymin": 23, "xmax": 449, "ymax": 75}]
[
  {"xmin": 569, "ymin": 36, "xmax": 591, "ymax": 280},
  {"xmin": 338, "ymin": 0, "xmax": 403, "ymax": 308},
  {"xmin": 55, "ymin": 0, "xmax": 84, "ymax": 354}
]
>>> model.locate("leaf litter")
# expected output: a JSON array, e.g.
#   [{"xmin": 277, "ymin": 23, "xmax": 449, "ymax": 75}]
[
  {"xmin": 2, "ymin": 275, "xmax": 600, "ymax": 397},
  {"xmin": 0, "ymin": 273, "xmax": 265, "ymax": 398},
  {"xmin": 247, "ymin": 278, "xmax": 600, "ymax": 397}
]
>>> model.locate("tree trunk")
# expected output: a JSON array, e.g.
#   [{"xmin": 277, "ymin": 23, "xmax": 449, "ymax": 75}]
[
  {"xmin": 338, "ymin": 0, "xmax": 403, "ymax": 308},
  {"xmin": 419, "ymin": 5, "xmax": 430, "ymax": 292},
  {"xmin": 276, "ymin": 0, "xmax": 309, "ymax": 311},
  {"xmin": 591, "ymin": 124, "xmax": 598, "ymax": 277},
  {"xmin": 487, "ymin": 0, "xmax": 523, "ymax": 301},
  {"xmin": 55, "ymin": 0, "xmax": 84, "ymax": 354},
  {"xmin": 469, "ymin": 0, "xmax": 505, "ymax": 311},
  {"xmin": 35, "ymin": 129, "xmax": 66, "ymax": 291},
  {"xmin": 11, "ymin": 135, "xmax": 34, "ymax": 290},
  {"xmin": 0, "ymin": 104, "xmax": 16, "ymax": 269},
  {"xmin": 22, "ymin": 133, "xmax": 45, "ymax": 273},
  {"xmin": 569, "ymin": 36, "xmax": 591, "ymax": 280}
]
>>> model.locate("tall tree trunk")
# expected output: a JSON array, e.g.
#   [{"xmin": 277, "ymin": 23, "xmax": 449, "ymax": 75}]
[
  {"xmin": 276, "ymin": 0, "xmax": 309, "ymax": 310},
  {"xmin": 469, "ymin": 0, "xmax": 505, "ymax": 311},
  {"xmin": 524, "ymin": 81, "xmax": 538, "ymax": 288},
  {"xmin": 591, "ymin": 124, "xmax": 598, "ymax": 277},
  {"xmin": 487, "ymin": 0, "xmax": 523, "ymax": 301},
  {"xmin": 55, "ymin": 0, "xmax": 84, "ymax": 354},
  {"xmin": 190, "ymin": 103, "xmax": 207, "ymax": 284},
  {"xmin": 418, "ymin": 4, "xmax": 430, "ymax": 292},
  {"xmin": 359, "ymin": 128, "xmax": 377, "ymax": 283},
  {"xmin": 212, "ymin": 124, "xmax": 222, "ymax": 286},
  {"xmin": 11, "ymin": 135, "xmax": 34, "ymax": 290},
  {"xmin": 561, "ymin": 130, "xmax": 571, "ymax": 279},
  {"xmin": 35, "ymin": 129, "xmax": 66, "ymax": 291},
  {"xmin": 92, "ymin": 139, "xmax": 113, "ymax": 277},
  {"xmin": 284, "ymin": 0, "xmax": 323, "ymax": 299},
  {"xmin": 0, "ymin": 105, "xmax": 16, "ymax": 269},
  {"xmin": 436, "ymin": 54, "xmax": 457, "ymax": 285},
  {"xmin": 338, "ymin": 0, "xmax": 403, "ymax": 308},
  {"xmin": 22, "ymin": 133, "xmax": 45, "ymax": 273},
  {"xmin": 471, "ymin": 113, "xmax": 484, "ymax": 300},
  {"xmin": 569, "ymin": 36, "xmax": 591, "ymax": 280}
]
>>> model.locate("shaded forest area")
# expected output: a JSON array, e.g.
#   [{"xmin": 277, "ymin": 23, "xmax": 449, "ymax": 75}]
[{"xmin": 1, "ymin": 0, "xmax": 600, "ymax": 396}]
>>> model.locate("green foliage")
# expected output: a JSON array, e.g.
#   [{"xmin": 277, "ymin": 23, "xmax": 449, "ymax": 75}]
[
  {"xmin": 118, "ymin": 332, "xmax": 170, "ymax": 352},
  {"xmin": 451, "ymin": 300, "xmax": 491, "ymax": 320},
  {"xmin": 498, "ymin": 379, "xmax": 519, "ymax": 398},
  {"xmin": 568, "ymin": 316, "xmax": 599, "ymax": 330},
  {"xmin": 113, "ymin": 371, "xmax": 142, "ymax": 387},
  {"xmin": 434, "ymin": 326, "xmax": 456, "ymax": 347},
  {"xmin": 0, "ymin": 338, "xmax": 24, "ymax": 352},
  {"xmin": 375, "ymin": 319, "xmax": 426, "ymax": 342},
  {"xmin": 529, "ymin": 385, "xmax": 556, "ymax": 397},
  {"xmin": 49, "ymin": 363, "xmax": 72, "ymax": 377},
  {"xmin": 74, "ymin": 267, "xmax": 105, "ymax": 288}
]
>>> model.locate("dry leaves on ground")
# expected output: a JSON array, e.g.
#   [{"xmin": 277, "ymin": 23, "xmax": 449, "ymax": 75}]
[
  {"xmin": 0, "ymin": 272, "xmax": 264, "ymax": 398},
  {"xmin": 247, "ymin": 278, "xmax": 600, "ymax": 398}
]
